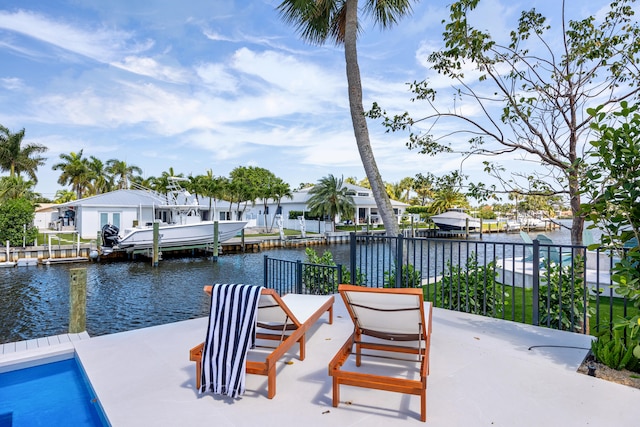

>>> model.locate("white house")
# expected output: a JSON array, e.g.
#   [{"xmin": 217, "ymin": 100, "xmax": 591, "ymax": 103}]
[
  {"xmin": 248, "ymin": 183, "xmax": 409, "ymax": 231},
  {"xmin": 48, "ymin": 183, "xmax": 408, "ymax": 239},
  {"xmin": 34, "ymin": 203, "xmax": 58, "ymax": 231},
  {"xmin": 53, "ymin": 189, "xmax": 239, "ymax": 240}
]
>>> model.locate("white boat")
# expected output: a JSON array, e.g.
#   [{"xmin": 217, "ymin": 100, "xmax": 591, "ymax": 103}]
[
  {"xmin": 430, "ymin": 208, "xmax": 481, "ymax": 231},
  {"xmin": 101, "ymin": 178, "xmax": 247, "ymax": 253},
  {"xmin": 519, "ymin": 217, "xmax": 547, "ymax": 230},
  {"xmin": 496, "ymin": 250, "xmax": 620, "ymax": 297}
]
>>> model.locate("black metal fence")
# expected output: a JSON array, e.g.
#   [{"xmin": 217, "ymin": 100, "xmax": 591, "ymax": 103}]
[
  {"xmin": 264, "ymin": 233, "xmax": 638, "ymax": 334},
  {"xmin": 263, "ymin": 255, "xmax": 343, "ymax": 295}
]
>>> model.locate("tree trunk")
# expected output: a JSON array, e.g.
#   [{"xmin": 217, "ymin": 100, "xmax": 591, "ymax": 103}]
[{"xmin": 344, "ymin": 0, "xmax": 399, "ymax": 237}]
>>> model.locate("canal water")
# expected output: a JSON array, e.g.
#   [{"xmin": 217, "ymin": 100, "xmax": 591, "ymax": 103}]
[{"xmin": 0, "ymin": 226, "xmax": 576, "ymax": 344}]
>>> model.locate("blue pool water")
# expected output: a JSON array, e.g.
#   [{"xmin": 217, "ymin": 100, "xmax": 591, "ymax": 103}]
[{"xmin": 0, "ymin": 358, "xmax": 108, "ymax": 427}]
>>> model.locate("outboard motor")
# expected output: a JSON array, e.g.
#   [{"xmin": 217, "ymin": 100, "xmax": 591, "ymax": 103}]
[{"xmin": 101, "ymin": 224, "xmax": 120, "ymax": 248}]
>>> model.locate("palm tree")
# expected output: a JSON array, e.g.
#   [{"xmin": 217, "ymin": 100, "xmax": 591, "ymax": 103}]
[
  {"xmin": 429, "ymin": 189, "xmax": 468, "ymax": 215},
  {"xmin": 106, "ymin": 159, "xmax": 142, "ymax": 189},
  {"xmin": 52, "ymin": 150, "xmax": 90, "ymax": 199},
  {"xmin": 198, "ymin": 170, "xmax": 228, "ymax": 221},
  {"xmin": 269, "ymin": 178, "xmax": 293, "ymax": 231},
  {"xmin": 87, "ymin": 156, "xmax": 112, "ymax": 195},
  {"xmin": 0, "ymin": 176, "xmax": 39, "ymax": 202},
  {"xmin": 386, "ymin": 181, "xmax": 406, "ymax": 202},
  {"xmin": 307, "ymin": 174, "xmax": 355, "ymax": 230},
  {"xmin": 399, "ymin": 176, "xmax": 414, "ymax": 202},
  {"xmin": 277, "ymin": 0, "xmax": 413, "ymax": 236},
  {"xmin": 54, "ymin": 189, "xmax": 77, "ymax": 203},
  {"xmin": 0, "ymin": 126, "xmax": 47, "ymax": 183}
]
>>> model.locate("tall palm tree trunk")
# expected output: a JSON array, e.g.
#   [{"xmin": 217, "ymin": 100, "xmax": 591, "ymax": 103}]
[{"xmin": 344, "ymin": 0, "xmax": 399, "ymax": 237}]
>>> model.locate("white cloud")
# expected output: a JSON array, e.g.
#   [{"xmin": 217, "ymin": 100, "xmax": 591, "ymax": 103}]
[
  {"xmin": 195, "ymin": 63, "xmax": 239, "ymax": 93},
  {"xmin": 111, "ymin": 56, "xmax": 190, "ymax": 83},
  {"xmin": 0, "ymin": 10, "xmax": 152, "ymax": 63},
  {"xmin": 0, "ymin": 77, "xmax": 25, "ymax": 90}
]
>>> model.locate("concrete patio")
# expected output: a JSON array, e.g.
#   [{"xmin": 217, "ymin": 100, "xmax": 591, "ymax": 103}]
[{"xmin": 2, "ymin": 297, "xmax": 640, "ymax": 426}]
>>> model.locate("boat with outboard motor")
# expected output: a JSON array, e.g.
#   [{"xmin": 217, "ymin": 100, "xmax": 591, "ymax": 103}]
[
  {"xmin": 100, "ymin": 178, "xmax": 246, "ymax": 254},
  {"xmin": 430, "ymin": 208, "xmax": 481, "ymax": 231}
]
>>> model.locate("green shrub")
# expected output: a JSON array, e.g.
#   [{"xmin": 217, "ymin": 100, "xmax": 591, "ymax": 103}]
[
  {"xmin": 0, "ymin": 197, "xmax": 38, "ymax": 246},
  {"xmin": 538, "ymin": 257, "xmax": 593, "ymax": 332},
  {"xmin": 440, "ymin": 253, "xmax": 507, "ymax": 315},
  {"xmin": 303, "ymin": 247, "xmax": 365, "ymax": 294},
  {"xmin": 384, "ymin": 263, "xmax": 422, "ymax": 288},
  {"xmin": 591, "ymin": 315, "xmax": 640, "ymax": 372},
  {"xmin": 288, "ymin": 210, "xmax": 321, "ymax": 220}
]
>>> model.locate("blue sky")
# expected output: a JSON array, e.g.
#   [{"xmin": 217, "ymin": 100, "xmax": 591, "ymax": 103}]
[{"xmin": 0, "ymin": 0, "xmax": 619, "ymax": 200}]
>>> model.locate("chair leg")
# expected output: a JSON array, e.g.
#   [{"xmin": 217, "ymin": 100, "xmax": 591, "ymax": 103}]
[
  {"xmin": 299, "ymin": 335, "xmax": 306, "ymax": 360},
  {"xmin": 196, "ymin": 359, "xmax": 201, "ymax": 390},
  {"xmin": 420, "ymin": 389, "xmax": 427, "ymax": 422},
  {"xmin": 267, "ymin": 368, "xmax": 276, "ymax": 399},
  {"xmin": 332, "ymin": 378, "xmax": 340, "ymax": 407}
]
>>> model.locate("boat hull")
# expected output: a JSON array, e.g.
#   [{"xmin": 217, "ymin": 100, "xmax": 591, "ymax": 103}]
[
  {"xmin": 431, "ymin": 211, "xmax": 481, "ymax": 231},
  {"xmin": 115, "ymin": 221, "xmax": 247, "ymax": 250}
]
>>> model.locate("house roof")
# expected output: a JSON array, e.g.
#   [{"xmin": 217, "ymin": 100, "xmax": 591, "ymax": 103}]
[
  {"xmin": 281, "ymin": 183, "xmax": 409, "ymax": 208},
  {"xmin": 57, "ymin": 189, "xmax": 166, "ymax": 208}
]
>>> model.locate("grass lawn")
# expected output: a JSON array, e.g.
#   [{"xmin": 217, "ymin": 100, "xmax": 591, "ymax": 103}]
[
  {"xmin": 422, "ymin": 281, "xmax": 639, "ymax": 337},
  {"xmin": 36, "ymin": 232, "xmax": 94, "ymax": 245}
]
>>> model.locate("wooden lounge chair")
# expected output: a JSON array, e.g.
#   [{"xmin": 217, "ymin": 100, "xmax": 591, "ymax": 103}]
[
  {"xmin": 329, "ymin": 284, "xmax": 432, "ymax": 422},
  {"xmin": 190, "ymin": 286, "xmax": 334, "ymax": 398}
]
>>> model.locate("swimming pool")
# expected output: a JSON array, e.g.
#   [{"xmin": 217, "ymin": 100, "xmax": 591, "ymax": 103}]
[{"xmin": 0, "ymin": 357, "xmax": 109, "ymax": 426}]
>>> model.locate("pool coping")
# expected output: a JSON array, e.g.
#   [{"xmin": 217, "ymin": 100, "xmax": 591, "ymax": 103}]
[{"xmin": 0, "ymin": 332, "xmax": 90, "ymax": 373}]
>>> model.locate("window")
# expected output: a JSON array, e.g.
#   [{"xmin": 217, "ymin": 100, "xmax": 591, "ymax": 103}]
[
  {"xmin": 100, "ymin": 212, "xmax": 122, "ymax": 229},
  {"xmin": 358, "ymin": 192, "xmax": 369, "ymax": 197}
]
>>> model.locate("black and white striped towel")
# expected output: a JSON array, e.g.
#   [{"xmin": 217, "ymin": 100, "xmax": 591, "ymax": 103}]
[{"xmin": 200, "ymin": 283, "xmax": 263, "ymax": 398}]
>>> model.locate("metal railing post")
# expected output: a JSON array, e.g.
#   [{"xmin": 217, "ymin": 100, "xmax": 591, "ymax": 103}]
[
  {"xmin": 296, "ymin": 260, "xmax": 303, "ymax": 294},
  {"xmin": 263, "ymin": 255, "xmax": 269, "ymax": 288},
  {"xmin": 396, "ymin": 234, "xmax": 404, "ymax": 288},
  {"xmin": 532, "ymin": 239, "xmax": 540, "ymax": 326},
  {"xmin": 350, "ymin": 232, "xmax": 357, "ymax": 285}
]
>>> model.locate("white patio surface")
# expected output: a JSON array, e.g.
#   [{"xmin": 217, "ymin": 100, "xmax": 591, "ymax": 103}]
[{"xmin": 3, "ymin": 297, "xmax": 640, "ymax": 426}]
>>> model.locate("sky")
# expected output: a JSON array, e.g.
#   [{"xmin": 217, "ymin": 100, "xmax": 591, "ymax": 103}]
[{"xmin": 0, "ymin": 0, "xmax": 623, "ymax": 201}]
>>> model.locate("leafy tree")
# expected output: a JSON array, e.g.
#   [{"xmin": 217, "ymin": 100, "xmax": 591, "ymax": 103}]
[
  {"xmin": 0, "ymin": 126, "xmax": 47, "ymax": 183},
  {"xmin": 412, "ymin": 173, "xmax": 434, "ymax": 206},
  {"xmin": 106, "ymin": 159, "xmax": 142, "ymax": 190},
  {"xmin": 370, "ymin": 0, "xmax": 640, "ymax": 245},
  {"xmin": 0, "ymin": 197, "xmax": 38, "ymax": 246},
  {"xmin": 52, "ymin": 150, "xmax": 90, "ymax": 199},
  {"xmin": 277, "ymin": 0, "xmax": 414, "ymax": 237},
  {"xmin": 582, "ymin": 101, "xmax": 640, "ymax": 309},
  {"xmin": 241, "ymin": 167, "xmax": 286, "ymax": 230},
  {"xmin": 307, "ymin": 174, "xmax": 355, "ymax": 230},
  {"xmin": 228, "ymin": 166, "xmax": 262, "ymax": 220}
]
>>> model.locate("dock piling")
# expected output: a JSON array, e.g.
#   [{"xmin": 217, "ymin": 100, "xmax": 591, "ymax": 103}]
[
  {"xmin": 69, "ymin": 268, "xmax": 87, "ymax": 333},
  {"xmin": 152, "ymin": 222, "xmax": 160, "ymax": 267},
  {"xmin": 213, "ymin": 221, "xmax": 219, "ymax": 261}
]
